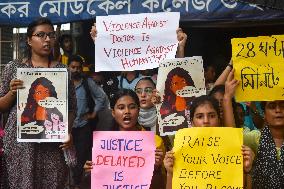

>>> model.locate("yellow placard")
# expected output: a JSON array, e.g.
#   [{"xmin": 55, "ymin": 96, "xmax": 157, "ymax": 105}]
[
  {"xmin": 231, "ymin": 35, "xmax": 284, "ymax": 102},
  {"xmin": 173, "ymin": 127, "xmax": 243, "ymax": 189}
]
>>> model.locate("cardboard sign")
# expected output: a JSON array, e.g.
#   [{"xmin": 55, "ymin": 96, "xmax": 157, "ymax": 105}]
[
  {"xmin": 156, "ymin": 57, "xmax": 206, "ymax": 136},
  {"xmin": 173, "ymin": 127, "xmax": 243, "ymax": 189},
  {"xmin": 17, "ymin": 68, "xmax": 68, "ymax": 142},
  {"xmin": 95, "ymin": 12, "xmax": 180, "ymax": 71},
  {"xmin": 231, "ymin": 35, "xmax": 284, "ymax": 102},
  {"xmin": 91, "ymin": 131, "xmax": 155, "ymax": 189}
]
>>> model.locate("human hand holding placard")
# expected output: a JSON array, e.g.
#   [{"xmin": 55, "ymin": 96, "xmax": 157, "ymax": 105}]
[{"xmin": 91, "ymin": 131, "xmax": 155, "ymax": 189}]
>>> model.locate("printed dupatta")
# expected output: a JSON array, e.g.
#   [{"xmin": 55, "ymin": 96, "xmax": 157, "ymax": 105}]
[{"xmin": 252, "ymin": 126, "xmax": 284, "ymax": 189}]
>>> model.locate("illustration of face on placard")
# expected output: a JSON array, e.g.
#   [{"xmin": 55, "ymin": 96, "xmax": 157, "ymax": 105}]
[
  {"xmin": 156, "ymin": 57, "xmax": 206, "ymax": 136},
  {"xmin": 17, "ymin": 68, "xmax": 68, "ymax": 142}
]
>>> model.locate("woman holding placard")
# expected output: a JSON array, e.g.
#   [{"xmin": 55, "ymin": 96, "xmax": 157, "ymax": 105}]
[
  {"xmin": 163, "ymin": 95, "xmax": 254, "ymax": 189},
  {"xmin": 0, "ymin": 18, "xmax": 76, "ymax": 188},
  {"xmin": 84, "ymin": 89, "xmax": 166, "ymax": 189}
]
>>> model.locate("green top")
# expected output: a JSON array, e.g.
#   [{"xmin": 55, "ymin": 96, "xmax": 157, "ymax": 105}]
[{"xmin": 244, "ymin": 130, "xmax": 281, "ymax": 160}]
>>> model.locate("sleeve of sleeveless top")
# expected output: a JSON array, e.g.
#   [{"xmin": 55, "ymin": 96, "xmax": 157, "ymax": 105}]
[
  {"xmin": 0, "ymin": 61, "xmax": 17, "ymax": 97},
  {"xmin": 244, "ymin": 130, "xmax": 261, "ymax": 155}
]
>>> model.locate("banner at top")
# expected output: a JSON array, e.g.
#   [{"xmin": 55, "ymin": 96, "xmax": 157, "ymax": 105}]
[{"xmin": 0, "ymin": 0, "xmax": 283, "ymax": 27}]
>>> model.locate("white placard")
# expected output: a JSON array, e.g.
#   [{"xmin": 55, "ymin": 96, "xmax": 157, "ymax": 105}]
[
  {"xmin": 17, "ymin": 68, "xmax": 68, "ymax": 142},
  {"xmin": 156, "ymin": 57, "xmax": 206, "ymax": 136},
  {"xmin": 95, "ymin": 12, "xmax": 180, "ymax": 71}
]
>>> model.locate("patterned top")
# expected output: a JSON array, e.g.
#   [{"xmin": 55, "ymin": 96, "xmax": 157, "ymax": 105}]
[
  {"xmin": 244, "ymin": 126, "xmax": 284, "ymax": 189},
  {"xmin": 0, "ymin": 60, "xmax": 76, "ymax": 189}
]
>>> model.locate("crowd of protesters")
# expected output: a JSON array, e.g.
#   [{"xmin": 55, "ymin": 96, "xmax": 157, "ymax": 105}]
[{"xmin": 0, "ymin": 17, "xmax": 283, "ymax": 189}]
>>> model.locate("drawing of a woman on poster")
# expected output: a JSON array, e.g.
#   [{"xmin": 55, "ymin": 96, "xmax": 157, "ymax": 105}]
[
  {"xmin": 156, "ymin": 57, "xmax": 206, "ymax": 136},
  {"xmin": 17, "ymin": 68, "xmax": 68, "ymax": 142}
]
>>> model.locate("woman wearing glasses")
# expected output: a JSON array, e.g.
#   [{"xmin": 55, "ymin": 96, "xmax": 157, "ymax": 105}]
[
  {"xmin": 0, "ymin": 18, "xmax": 76, "ymax": 188},
  {"xmin": 135, "ymin": 77, "xmax": 157, "ymax": 132}
]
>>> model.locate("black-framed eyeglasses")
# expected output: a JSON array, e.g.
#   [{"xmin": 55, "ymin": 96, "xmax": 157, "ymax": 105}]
[
  {"xmin": 32, "ymin": 31, "xmax": 56, "ymax": 39},
  {"xmin": 135, "ymin": 87, "xmax": 154, "ymax": 95}
]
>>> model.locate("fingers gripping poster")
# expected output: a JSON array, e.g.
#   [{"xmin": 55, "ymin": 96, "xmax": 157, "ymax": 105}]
[
  {"xmin": 156, "ymin": 57, "xmax": 206, "ymax": 136},
  {"xmin": 17, "ymin": 68, "xmax": 68, "ymax": 142},
  {"xmin": 91, "ymin": 131, "xmax": 156, "ymax": 189}
]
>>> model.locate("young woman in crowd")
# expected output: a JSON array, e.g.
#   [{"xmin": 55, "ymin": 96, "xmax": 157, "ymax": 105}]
[
  {"xmin": 0, "ymin": 18, "xmax": 76, "ymax": 188},
  {"xmin": 135, "ymin": 77, "xmax": 172, "ymax": 151},
  {"xmin": 135, "ymin": 77, "xmax": 157, "ymax": 132},
  {"xmin": 223, "ymin": 70, "xmax": 284, "ymax": 188},
  {"xmin": 84, "ymin": 89, "xmax": 166, "ymax": 189},
  {"xmin": 164, "ymin": 95, "xmax": 254, "ymax": 189}
]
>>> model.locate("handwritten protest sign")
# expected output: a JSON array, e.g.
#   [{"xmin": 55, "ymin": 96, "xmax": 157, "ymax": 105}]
[
  {"xmin": 95, "ymin": 12, "xmax": 180, "ymax": 71},
  {"xmin": 17, "ymin": 68, "xmax": 68, "ymax": 142},
  {"xmin": 173, "ymin": 127, "xmax": 243, "ymax": 189},
  {"xmin": 91, "ymin": 131, "xmax": 155, "ymax": 189},
  {"xmin": 156, "ymin": 57, "xmax": 206, "ymax": 136},
  {"xmin": 231, "ymin": 35, "xmax": 284, "ymax": 102}
]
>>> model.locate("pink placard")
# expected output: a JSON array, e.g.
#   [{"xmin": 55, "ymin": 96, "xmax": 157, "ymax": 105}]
[{"xmin": 91, "ymin": 131, "xmax": 156, "ymax": 189}]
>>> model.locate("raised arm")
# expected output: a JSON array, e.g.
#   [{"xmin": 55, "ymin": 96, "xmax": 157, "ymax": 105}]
[
  {"xmin": 164, "ymin": 150, "xmax": 174, "ymax": 189},
  {"xmin": 222, "ymin": 69, "xmax": 239, "ymax": 127},
  {"xmin": 176, "ymin": 28, "xmax": 187, "ymax": 58},
  {"xmin": 90, "ymin": 22, "xmax": 97, "ymax": 44},
  {"xmin": 214, "ymin": 59, "xmax": 233, "ymax": 86}
]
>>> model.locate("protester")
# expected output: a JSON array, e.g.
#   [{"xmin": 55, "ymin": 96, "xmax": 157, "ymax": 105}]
[
  {"xmin": 164, "ymin": 95, "xmax": 254, "ymax": 189},
  {"xmin": 89, "ymin": 65, "xmax": 119, "ymax": 103},
  {"xmin": 117, "ymin": 71, "xmax": 143, "ymax": 91},
  {"xmin": 135, "ymin": 77, "xmax": 157, "ymax": 132},
  {"xmin": 240, "ymin": 101, "xmax": 264, "ymax": 130},
  {"xmin": 53, "ymin": 27, "xmax": 89, "ymax": 72},
  {"xmin": 204, "ymin": 64, "xmax": 216, "ymax": 93},
  {"xmin": 0, "ymin": 18, "xmax": 76, "ymax": 188},
  {"xmin": 209, "ymin": 85, "xmax": 225, "ymax": 121},
  {"xmin": 236, "ymin": 103, "xmax": 251, "ymax": 133},
  {"xmin": 68, "ymin": 54, "xmax": 109, "ymax": 188},
  {"xmin": 84, "ymin": 89, "xmax": 166, "ymax": 189}
]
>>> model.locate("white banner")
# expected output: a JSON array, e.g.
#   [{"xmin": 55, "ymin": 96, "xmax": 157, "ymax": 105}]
[{"xmin": 95, "ymin": 12, "xmax": 180, "ymax": 71}]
